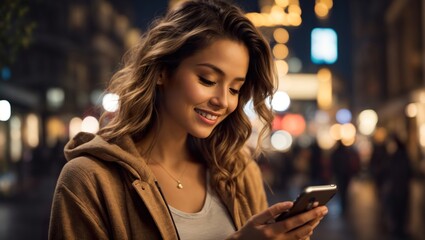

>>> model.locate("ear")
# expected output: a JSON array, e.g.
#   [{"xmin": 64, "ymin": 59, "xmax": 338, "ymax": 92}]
[{"xmin": 157, "ymin": 70, "xmax": 166, "ymax": 85}]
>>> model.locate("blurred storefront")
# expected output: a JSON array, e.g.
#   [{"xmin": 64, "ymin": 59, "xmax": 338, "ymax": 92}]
[
  {"xmin": 0, "ymin": 0, "xmax": 140, "ymax": 197},
  {"xmin": 351, "ymin": 0, "xmax": 425, "ymax": 175}
]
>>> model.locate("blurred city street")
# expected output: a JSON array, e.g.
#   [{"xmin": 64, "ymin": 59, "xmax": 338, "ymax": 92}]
[
  {"xmin": 2, "ymin": 0, "xmax": 425, "ymax": 239},
  {"xmin": 0, "ymin": 162, "xmax": 61, "ymax": 240},
  {"xmin": 1, "ymin": 166, "xmax": 424, "ymax": 240},
  {"xmin": 268, "ymin": 176, "xmax": 425, "ymax": 240}
]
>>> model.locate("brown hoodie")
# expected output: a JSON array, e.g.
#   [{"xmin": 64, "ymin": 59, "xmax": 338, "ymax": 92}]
[{"xmin": 48, "ymin": 132, "xmax": 268, "ymax": 240}]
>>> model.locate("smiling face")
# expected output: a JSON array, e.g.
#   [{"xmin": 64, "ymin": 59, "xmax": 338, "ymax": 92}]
[{"xmin": 158, "ymin": 39, "xmax": 249, "ymax": 138}]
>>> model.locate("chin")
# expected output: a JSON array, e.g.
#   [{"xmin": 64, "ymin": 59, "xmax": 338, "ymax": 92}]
[
  {"xmin": 189, "ymin": 128, "xmax": 214, "ymax": 139},
  {"xmin": 192, "ymin": 132, "xmax": 213, "ymax": 139}
]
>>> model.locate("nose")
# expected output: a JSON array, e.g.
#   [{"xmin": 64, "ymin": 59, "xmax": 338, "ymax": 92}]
[{"xmin": 209, "ymin": 87, "xmax": 228, "ymax": 109}]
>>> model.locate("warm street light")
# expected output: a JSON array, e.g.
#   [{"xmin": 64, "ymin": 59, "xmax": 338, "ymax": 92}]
[{"xmin": 0, "ymin": 100, "xmax": 11, "ymax": 121}]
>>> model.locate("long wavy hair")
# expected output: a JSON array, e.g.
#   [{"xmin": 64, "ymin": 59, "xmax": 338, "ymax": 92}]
[{"xmin": 98, "ymin": 0, "xmax": 276, "ymax": 199}]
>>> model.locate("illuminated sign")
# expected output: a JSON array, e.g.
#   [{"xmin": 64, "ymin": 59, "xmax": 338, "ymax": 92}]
[{"xmin": 311, "ymin": 28, "xmax": 338, "ymax": 64}]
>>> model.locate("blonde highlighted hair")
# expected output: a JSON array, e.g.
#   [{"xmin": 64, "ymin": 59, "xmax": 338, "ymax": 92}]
[{"xmin": 99, "ymin": 0, "xmax": 276, "ymax": 199}]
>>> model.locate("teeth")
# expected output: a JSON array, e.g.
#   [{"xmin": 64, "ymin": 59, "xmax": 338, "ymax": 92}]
[{"xmin": 196, "ymin": 109, "xmax": 218, "ymax": 120}]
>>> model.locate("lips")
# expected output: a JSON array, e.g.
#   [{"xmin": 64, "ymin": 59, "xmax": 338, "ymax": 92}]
[{"xmin": 195, "ymin": 108, "xmax": 219, "ymax": 121}]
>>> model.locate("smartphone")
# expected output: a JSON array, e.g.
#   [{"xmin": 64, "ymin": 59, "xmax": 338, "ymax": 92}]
[{"xmin": 275, "ymin": 184, "xmax": 338, "ymax": 222}]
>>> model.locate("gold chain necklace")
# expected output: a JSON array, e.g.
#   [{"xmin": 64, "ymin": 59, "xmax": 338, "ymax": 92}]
[{"xmin": 151, "ymin": 159, "xmax": 188, "ymax": 189}]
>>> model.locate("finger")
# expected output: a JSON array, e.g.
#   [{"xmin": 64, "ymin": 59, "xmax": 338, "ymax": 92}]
[
  {"xmin": 307, "ymin": 215, "xmax": 324, "ymax": 229},
  {"xmin": 250, "ymin": 202, "xmax": 293, "ymax": 225},
  {"xmin": 285, "ymin": 223, "xmax": 314, "ymax": 240},
  {"xmin": 274, "ymin": 206, "xmax": 327, "ymax": 231},
  {"xmin": 300, "ymin": 236, "xmax": 311, "ymax": 240}
]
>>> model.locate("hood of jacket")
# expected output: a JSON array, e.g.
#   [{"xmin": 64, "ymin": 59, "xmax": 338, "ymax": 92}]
[
  {"xmin": 64, "ymin": 132, "xmax": 153, "ymax": 183},
  {"xmin": 63, "ymin": 132, "xmax": 267, "ymax": 231}
]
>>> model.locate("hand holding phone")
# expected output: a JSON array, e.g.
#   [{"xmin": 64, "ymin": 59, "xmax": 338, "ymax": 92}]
[{"xmin": 275, "ymin": 184, "xmax": 337, "ymax": 222}]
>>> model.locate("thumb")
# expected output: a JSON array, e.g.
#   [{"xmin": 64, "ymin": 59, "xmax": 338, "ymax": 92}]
[{"xmin": 250, "ymin": 201, "xmax": 293, "ymax": 225}]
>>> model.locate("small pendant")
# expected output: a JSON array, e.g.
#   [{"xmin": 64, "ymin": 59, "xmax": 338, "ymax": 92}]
[{"xmin": 177, "ymin": 181, "xmax": 183, "ymax": 189}]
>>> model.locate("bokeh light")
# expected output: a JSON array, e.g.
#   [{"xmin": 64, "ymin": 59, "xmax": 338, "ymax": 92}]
[
  {"xmin": 317, "ymin": 126, "xmax": 335, "ymax": 150},
  {"xmin": 405, "ymin": 103, "xmax": 418, "ymax": 118},
  {"xmin": 47, "ymin": 88, "xmax": 65, "ymax": 109},
  {"xmin": 336, "ymin": 108, "xmax": 352, "ymax": 124},
  {"xmin": 10, "ymin": 116, "xmax": 22, "ymax": 162},
  {"xmin": 81, "ymin": 116, "xmax": 99, "ymax": 134},
  {"xmin": 273, "ymin": 28, "xmax": 289, "ymax": 44},
  {"xmin": 0, "ymin": 100, "xmax": 11, "ymax": 121},
  {"xmin": 102, "ymin": 93, "xmax": 119, "ymax": 112},
  {"xmin": 357, "ymin": 109, "xmax": 378, "ymax": 135},
  {"xmin": 25, "ymin": 114, "xmax": 39, "ymax": 148},
  {"xmin": 271, "ymin": 130, "xmax": 293, "ymax": 151},
  {"xmin": 271, "ymin": 91, "xmax": 291, "ymax": 112},
  {"xmin": 69, "ymin": 117, "xmax": 83, "ymax": 138},
  {"xmin": 280, "ymin": 113, "xmax": 306, "ymax": 136},
  {"xmin": 329, "ymin": 123, "xmax": 341, "ymax": 140},
  {"xmin": 340, "ymin": 123, "xmax": 356, "ymax": 146}
]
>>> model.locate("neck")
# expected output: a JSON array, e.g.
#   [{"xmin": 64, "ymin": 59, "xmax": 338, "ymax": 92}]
[{"xmin": 137, "ymin": 126, "xmax": 191, "ymax": 168}]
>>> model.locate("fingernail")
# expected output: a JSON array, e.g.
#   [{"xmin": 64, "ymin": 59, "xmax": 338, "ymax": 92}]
[{"xmin": 322, "ymin": 208, "xmax": 328, "ymax": 215}]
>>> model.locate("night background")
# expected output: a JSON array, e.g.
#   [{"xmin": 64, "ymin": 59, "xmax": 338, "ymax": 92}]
[{"xmin": 1, "ymin": 0, "xmax": 425, "ymax": 239}]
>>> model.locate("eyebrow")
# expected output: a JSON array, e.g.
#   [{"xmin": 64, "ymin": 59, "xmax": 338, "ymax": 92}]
[{"xmin": 196, "ymin": 63, "xmax": 245, "ymax": 82}]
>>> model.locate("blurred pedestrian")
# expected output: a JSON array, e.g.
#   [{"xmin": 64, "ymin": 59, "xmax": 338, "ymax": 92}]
[
  {"xmin": 369, "ymin": 127, "xmax": 389, "ymax": 201},
  {"xmin": 381, "ymin": 133, "xmax": 412, "ymax": 238},
  {"xmin": 330, "ymin": 140, "xmax": 361, "ymax": 215},
  {"xmin": 31, "ymin": 144, "xmax": 49, "ymax": 177},
  {"xmin": 308, "ymin": 140, "xmax": 325, "ymax": 185},
  {"xmin": 48, "ymin": 0, "xmax": 328, "ymax": 239},
  {"xmin": 51, "ymin": 138, "xmax": 67, "ymax": 172}
]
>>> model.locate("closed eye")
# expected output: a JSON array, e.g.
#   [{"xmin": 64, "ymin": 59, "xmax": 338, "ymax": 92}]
[
  {"xmin": 198, "ymin": 76, "xmax": 216, "ymax": 86},
  {"xmin": 229, "ymin": 88, "xmax": 240, "ymax": 95}
]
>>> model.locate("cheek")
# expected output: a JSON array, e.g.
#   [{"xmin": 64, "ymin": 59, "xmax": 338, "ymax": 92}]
[
  {"xmin": 179, "ymin": 80, "xmax": 210, "ymax": 103},
  {"xmin": 165, "ymin": 75, "xmax": 193, "ymax": 98},
  {"xmin": 227, "ymin": 97, "xmax": 239, "ymax": 114}
]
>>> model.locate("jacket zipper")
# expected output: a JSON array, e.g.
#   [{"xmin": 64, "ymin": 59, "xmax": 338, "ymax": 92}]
[{"xmin": 155, "ymin": 180, "xmax": 181, "ymax": 240}]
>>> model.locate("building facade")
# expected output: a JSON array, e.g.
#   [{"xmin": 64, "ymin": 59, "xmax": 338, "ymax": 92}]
[
  {"xmin": 0, "ymin": 0, "xmax": 139, "ymax": 196},
  {"xmin": 351, "ymin": 0, "xmax": 425, "ymax": 169}
]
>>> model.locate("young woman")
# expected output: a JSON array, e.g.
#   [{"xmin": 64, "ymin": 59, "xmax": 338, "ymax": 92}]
[{"xmin": 49, "ymin": 0, "xmax": 328, "ymax": 239}]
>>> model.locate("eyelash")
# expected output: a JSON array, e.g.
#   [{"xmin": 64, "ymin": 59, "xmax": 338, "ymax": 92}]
[
  {"xmin": 229, "ymin": 88, "xmax": 240, "ymax": 95},
  {"xmin": 198, "ymin": 76, "xmax": 240, "ymax": 95},
  {"xmin": 199, "ymin": 76, "xmax": 215, "ymax": 86}
]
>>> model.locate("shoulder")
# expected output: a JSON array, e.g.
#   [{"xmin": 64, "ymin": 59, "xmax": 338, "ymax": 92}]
[
  {"xmin": 244, "ymin": 160, "xmax": 262, "ymax": 178},
  {"xmin": 239, "ymin": 146, "xmax": 263, "ymax": 181},
  {"xmin": 62, "ymin": 156, "xmax": 113, "ymax": 176},
  {"xmin": 241, "ymin": 159, "xmax": 263, "ymax": 186},
  {"xmin": 233, "ymin": 148, "xmax": 264, "ymax": 191},
  {"xmin": 57, "ymin": 156, "xmax": 120, "ymax": 192},
  {"xmin": 239, "ymin": 158, "xmax": 268, "ymax": 213}
]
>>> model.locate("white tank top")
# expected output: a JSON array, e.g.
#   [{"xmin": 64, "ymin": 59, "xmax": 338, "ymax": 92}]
[{"xmin": 169, "ymin": 174, "xmax": 236, "ymax": 240}]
